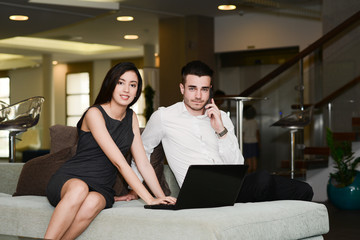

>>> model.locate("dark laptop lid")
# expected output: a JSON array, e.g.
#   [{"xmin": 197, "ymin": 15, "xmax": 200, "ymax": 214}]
[{"xmin": 145, "ymin": 164, "xmax": 248, "ymax": 210}]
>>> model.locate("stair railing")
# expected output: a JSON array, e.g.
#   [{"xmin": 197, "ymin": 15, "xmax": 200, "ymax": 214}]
[
  {"xmin": 314, "ymin": 75, "xmax": 360, "ymax": 130},
  {"xmin": 240, "ymin": 10, "xmax": 360, "ymax": 104}
]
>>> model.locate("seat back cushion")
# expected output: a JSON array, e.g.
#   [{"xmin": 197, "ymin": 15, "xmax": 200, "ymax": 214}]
[{"xmin": 13, "ymin": 125, "xmax": 170, "ymax": 197}]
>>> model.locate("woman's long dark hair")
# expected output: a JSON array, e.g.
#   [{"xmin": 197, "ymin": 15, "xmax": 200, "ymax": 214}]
[{"xmin": 93, "ymin": 62, "xmax": 143, "ymax": 108}]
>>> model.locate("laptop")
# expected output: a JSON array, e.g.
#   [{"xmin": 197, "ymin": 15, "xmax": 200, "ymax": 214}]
[{"xmin": 144, "ymin": 164, "xmax": 248, "ymax": 210}]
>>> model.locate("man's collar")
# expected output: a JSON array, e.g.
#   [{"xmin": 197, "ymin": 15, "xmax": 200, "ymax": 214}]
[{"xmin": 180, "ymin": 101, "xmax": 208, "ymax": 119}]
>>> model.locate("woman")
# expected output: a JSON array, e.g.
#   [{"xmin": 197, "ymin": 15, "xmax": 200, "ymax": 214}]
[{"xmin": 45, "ymin": 62, "xmax": 176, "ymax": 240}]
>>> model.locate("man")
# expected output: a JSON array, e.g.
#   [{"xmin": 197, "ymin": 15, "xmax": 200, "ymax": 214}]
[{"xmin": 122, "ymin": 60, "xmax": 313, "ymax": 203}]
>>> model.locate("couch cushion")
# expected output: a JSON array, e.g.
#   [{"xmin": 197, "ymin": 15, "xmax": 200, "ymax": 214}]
[
  {"xmin": 142, "ymin": 142, "xmax": 170, "ymax": 196},
  {"xmin": 13, "ymin": 146, "xmax": 76, "ymax": 196},
  {"xmin": 49, "ymin": 124, "xmax": 78, "ymax": 154},
  {"xmin": 114, "ymin": 142, "xmax": 170, "ymax": 196},
  {"xmin": 0, "ymin": 163, "xmax": 24, "ymax": 195},
  {"xmin": 0, "ymin": 196, "xmax": 329, "ymax": 240},
  {"xmin": 15, "ymin": 124, "xmax": 170, "ymax": 197},
  {"xmin": 112, "ymin": 127, "xmax": 170, "ymax": 196}
]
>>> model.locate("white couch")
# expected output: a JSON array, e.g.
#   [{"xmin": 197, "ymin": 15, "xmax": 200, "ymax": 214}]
[{"xmin": 0, "ymin": 162, "xmax": 329, "ymax": 240}]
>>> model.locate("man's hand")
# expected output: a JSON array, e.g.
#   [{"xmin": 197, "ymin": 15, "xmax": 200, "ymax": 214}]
[
  {"xmin": 205, "ymin": 98, "xmax": 226, "ymax": 135},
  {"xmin": 114, "ymin": 190, "xmax": 139, "ymax": 202}
]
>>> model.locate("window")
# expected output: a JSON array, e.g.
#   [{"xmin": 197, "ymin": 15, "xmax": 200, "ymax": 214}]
[
  {"xmin": 65, "ymin": 70, "xmax": 146, "ymax": 128},
  {"xmin": 0, "ymin": 77, "xmax": 10, "ymax": 158},
  {"xmin": 66, "ymin": 73, "xmax": 90, "ymax": 126}
]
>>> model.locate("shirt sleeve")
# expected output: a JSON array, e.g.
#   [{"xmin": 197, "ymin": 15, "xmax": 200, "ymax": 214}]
[
  {"xmin": 217, "ymin": 111, "xmax": 245, "ymax": 164},
  {"xmin": 131, "ymin": 108, "xmax": 165, "ymax": 182}
]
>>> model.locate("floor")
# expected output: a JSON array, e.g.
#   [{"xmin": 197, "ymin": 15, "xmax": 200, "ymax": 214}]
[{"xmin": 322, "ymin": 201, "xmax": 360, "ymax": 240}]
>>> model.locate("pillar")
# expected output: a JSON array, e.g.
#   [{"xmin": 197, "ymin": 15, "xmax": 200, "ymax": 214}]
[
  {"xmin": 159, "ymin": 15, "xmax": 215, "ymax": 107},
  {"xmin": 42, "ymin": 54, "xmax": 54, "ymax": 149}
]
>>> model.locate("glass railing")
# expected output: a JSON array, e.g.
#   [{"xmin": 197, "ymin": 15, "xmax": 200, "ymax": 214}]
[{"xmin": 216, "ymin": 11, "xmax": 360, "ymax": 173}]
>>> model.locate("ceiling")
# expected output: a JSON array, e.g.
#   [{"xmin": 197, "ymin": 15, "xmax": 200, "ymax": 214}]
[{"xmin": 0, "ymin": 0, "xmax": 322, "ymax": 70}]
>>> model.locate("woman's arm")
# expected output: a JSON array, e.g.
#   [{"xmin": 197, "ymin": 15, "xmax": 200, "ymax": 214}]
[
  {"xmin": 130, "ymin": 112, "xmax": 167, "ymax": 199},
  {"xmin": 83, "ymin": 108, "xmax": 174, "ymax": 205}
]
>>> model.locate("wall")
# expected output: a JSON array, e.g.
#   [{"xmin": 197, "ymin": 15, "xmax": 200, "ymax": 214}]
[
  {"xmin": 92, "ymin": 60, "xmax": 111, "ymax": 103},
  {"xmin": 53, "ymin": 64, "xmax": 67, "ymax": 126},
  {"xmin": 9, "ymin": 67, "xmax": 43, "ymax": 103},
  {"xmin": 215, "ymin": 12, "xmax": 322, "ymax": 53},
  {"xmin": 5, "ymin": 60, "xmax": 110, "ymax": 151},
  {"xmin": 159, "ymin": 16, "xmax": 215, "ymax": 107},
  {"xmin": 8, "ymin": 66, "xmax": 46, "ymax": 151}
]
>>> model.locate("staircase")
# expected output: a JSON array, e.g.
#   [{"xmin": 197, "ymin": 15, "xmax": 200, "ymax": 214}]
[
  {"xmin": 234, "ymin": 10, "xmax": 360, "ymax": 181},
  {"xmin": 279, "ymin": 117, "xmax": 360, "ymax": 179}
]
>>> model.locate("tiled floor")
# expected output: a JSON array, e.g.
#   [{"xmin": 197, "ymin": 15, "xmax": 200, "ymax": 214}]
[{"xmin": 322, "ymin": 201, "xmax": 360, "ymax": 240}]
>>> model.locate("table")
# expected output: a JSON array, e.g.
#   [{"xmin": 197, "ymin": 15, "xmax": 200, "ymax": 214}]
[
  {"xmin": 215, "ymin": 96, "xmax": 265, "ymax": 150},
  {"xmin": 271, "ymin": 107, "xmax": 313, "ymax": 179}
]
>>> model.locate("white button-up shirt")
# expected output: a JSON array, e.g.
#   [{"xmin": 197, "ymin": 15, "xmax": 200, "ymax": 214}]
[{"xmin": 133, "ymin": 101, "xmax": 244, "ymax": 187}]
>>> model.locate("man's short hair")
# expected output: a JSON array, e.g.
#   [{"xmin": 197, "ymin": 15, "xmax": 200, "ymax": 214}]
[{"xmin": 181, "ymin": 60, "xmax": 214, "ymax": 84}]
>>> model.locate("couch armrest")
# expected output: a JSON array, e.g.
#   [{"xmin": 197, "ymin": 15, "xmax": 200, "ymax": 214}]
[
  {"xmin": 0, "ymin": 163, "xmax": 24, "ymax": 195},
  {"xmin": 163, "ymin": 165, "xmax": 180, "ymax": 197}
]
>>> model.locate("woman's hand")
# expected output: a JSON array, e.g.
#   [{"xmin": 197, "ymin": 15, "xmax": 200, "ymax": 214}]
[
  {"xmin": 150, "ymin": 196, "xmax": 177, "ymax": 205},
  {"xmin": 114, "ymin": 190, "xmax": 139, "ymax": 202}
]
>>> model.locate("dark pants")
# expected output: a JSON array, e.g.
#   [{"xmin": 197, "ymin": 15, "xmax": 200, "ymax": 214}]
[{"xmin": 236, "ymin": 170, "xmax": 314, "ymax": 203}]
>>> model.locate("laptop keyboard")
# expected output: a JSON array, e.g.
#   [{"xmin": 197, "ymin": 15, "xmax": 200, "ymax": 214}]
[{"xmin": 144, "ymin": 204, "xmax": 176, "ymax": 210}]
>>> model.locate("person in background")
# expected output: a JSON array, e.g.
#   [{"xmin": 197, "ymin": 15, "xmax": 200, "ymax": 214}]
[
  {"xmin": 242, "ymin": 104, "xmax": 260, "ymax": 173},
  {"xmin": 45, "ymin": 62, "xmax": 175, "ymax": 240}
]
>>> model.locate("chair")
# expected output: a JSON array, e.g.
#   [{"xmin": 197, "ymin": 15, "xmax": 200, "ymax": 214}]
[
  {"xmin": 0, "ymin": 96, "xmax": 45, "ymax": 162},
  {"xmin": 271, "ymin": 106, "xmax": 313, "ymax": 179}
]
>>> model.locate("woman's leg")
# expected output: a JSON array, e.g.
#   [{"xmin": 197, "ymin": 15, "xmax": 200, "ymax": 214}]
[
  {"xmin": 60, "ymin": 191, "xmax": 106, "ymax": 240},
  {"xmin": 44, "ymin": 179, "xmax": 89, "ymax": 240}
]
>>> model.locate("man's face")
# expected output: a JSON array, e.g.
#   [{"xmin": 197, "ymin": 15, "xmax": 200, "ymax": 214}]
[{"xmin": 180, "ymin": 74, "xmax": 211, "ymax": 116}]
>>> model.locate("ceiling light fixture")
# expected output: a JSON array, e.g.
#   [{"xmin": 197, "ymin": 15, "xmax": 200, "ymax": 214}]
[
  {"xmin": 218, "ymin": 5, "xmax": 236, "ymax": 11},
  {"xmin": 0, "ymin": 37, "xmax": 123, "ymax": 54},
  {"xmin": 9, "ymin": 15, "xmax": 29, "ymax": 21},
  {"xmin": 29, "ymin": 0, "xmax": 120, "ymax": 10},
  {"xmin": 124, "ymin": 35, "xmax": 138, "ymax": 40},
  {"xmin": 117, "ymin": 16, "xmax": 134, "ymax": 22}
]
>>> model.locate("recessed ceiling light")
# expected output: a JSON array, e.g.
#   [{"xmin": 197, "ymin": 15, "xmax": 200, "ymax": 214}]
[
  {"xmin": 117, "ymin": 16, "xmax": 134, "ymax": 22},
  {"xmin": 9, "ymin": 15, "xmax": 29, "ymax": 21},
  {"xmin": 124, "ymin": 35, "xmax": 138, "ymax": 40},
  {"xmin": 218, "ymin": 5, "xmax": 236, "ymax": 10},
  {"xmin": 52, "ymin": 61, "xmax": 58, "ymax": 65}
]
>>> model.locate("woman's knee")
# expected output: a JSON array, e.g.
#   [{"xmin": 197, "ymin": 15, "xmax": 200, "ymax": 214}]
[
  {"xmin": 78, "ymin": 193, "xmax": 106, "ymax": 220},
  {"xmin": 61, "ymin": 179, "xmax": 89, "ymax": 203}
]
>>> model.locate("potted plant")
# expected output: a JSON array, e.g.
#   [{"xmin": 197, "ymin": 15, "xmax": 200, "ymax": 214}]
[{"xmin": 326, "ymin": 128, "xmax": 360, "ymax": 209}]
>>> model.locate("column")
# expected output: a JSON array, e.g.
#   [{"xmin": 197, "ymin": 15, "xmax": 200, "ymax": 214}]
[
  {"xmin": 42, "ymin": 54, "xmax": 54, "ymax": 149},
  {"xmin": 159, "ymin": 16, "xmax": 215, "ymax": 107}
]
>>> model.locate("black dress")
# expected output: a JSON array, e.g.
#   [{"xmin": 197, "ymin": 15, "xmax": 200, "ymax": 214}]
[{"xmin": 46, "ymin": 105, "xmax": 134, "ymax": 209}]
